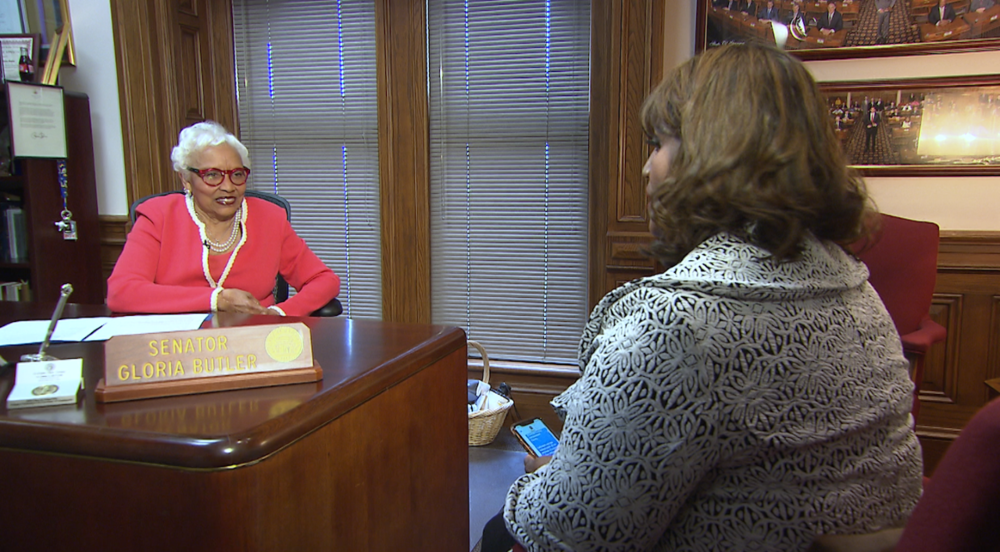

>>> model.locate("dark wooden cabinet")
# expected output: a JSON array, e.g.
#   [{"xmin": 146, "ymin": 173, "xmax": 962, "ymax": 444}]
[{"xmin": 0, "ymin": 91, "xmax": 103, "ymax": 304}]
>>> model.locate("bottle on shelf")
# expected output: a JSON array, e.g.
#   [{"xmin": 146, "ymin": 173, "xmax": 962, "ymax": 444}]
[{"xmin": 18, "ymin": 48, "xmax": 34, "ymax": 83}]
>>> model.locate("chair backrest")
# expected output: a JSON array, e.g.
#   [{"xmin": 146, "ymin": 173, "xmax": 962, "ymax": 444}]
[
  {"xmin": 129, "ymin": 188, "xmax": 293, "ymax": 301},
  {"xmin": 850, "ymin": 214, "xmax": 940, "ymax": 337},
  {"xmin": 129, "ymin": 189, "xmax": 291, "ymax": 224},
  {"xmin": 894, "ymin": 396, "xmax": 1000, "ymax": 552}
]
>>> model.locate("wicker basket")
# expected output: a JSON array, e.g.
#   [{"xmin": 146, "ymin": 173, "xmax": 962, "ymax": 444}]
[{"xmin": 468, "ymin": 340, "xmax": 513, "ymax": 446}]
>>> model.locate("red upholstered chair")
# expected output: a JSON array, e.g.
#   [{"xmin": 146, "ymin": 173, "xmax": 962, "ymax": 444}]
[
  {"xmin": 850, "ymin": 214, "xmax": 947, "ymax": 421},
  {"xmin": 894, "ymin": 396, "xmax": 1000, "ymax": 552}
]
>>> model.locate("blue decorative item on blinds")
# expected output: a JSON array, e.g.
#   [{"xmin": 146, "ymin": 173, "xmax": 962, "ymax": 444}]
[{"xmin": 428, "ymin": 0, "xmax": 592, "ymax": 365}]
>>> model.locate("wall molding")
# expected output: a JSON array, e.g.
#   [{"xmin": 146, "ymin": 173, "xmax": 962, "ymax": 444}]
[
  {"xmin": 938, "ymin": 230, "xmax": 1000, "ymax": 271},
  {"xmin": 99, "ymin": 215, "xmax": 129, "ymax": 284}
]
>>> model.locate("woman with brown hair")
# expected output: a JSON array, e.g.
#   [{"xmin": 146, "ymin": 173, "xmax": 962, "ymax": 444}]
[{"xmin": 486, "ymin": 43, "xmax": 922, "ymax": 552}]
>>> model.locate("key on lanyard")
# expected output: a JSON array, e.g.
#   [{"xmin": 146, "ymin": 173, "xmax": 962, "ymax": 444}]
[
  {"xmin": 55, "ymin": 209, "xmax": 77, "ymax": 240},
  {"xmin": 55, "ymin": 159, "xmax": 77, "ymax": 240}
]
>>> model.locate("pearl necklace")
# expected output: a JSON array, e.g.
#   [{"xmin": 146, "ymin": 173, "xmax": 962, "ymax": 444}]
[
  {"xmin": 202, "ymin": 206, "xmax": 242, "ymax": 252},
  {"xmin": 186, "ymin": 195, "xmax": 248, "ymax": 289}
]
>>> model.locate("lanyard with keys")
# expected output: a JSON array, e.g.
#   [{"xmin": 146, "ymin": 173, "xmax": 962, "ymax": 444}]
[{"xmin": 54, "ymin": 159, "xmax": 77, "ymax": 240}]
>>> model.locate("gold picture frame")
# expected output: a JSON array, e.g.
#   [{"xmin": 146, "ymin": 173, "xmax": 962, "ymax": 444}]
[
  {"xmin": 698, "ymin": 0, "xmax": 1000, "ymax": 61},
  {"xmin": 820, "ymin": 75, "xmax": 1000, "ymax": 176},
  {"xmin": 20, "ymin": 0, "xmax": 73, "ymax": 67}
]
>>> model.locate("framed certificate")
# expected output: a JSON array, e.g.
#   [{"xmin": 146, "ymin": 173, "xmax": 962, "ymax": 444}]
[{"xmin": 4, "ymin": 80, "xmax": 66, "ymax": 158}]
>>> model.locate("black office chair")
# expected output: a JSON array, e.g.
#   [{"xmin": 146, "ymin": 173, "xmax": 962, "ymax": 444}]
[{"xmin": 129, "ymin": 189, "xmax": 343, "ymax": 317}]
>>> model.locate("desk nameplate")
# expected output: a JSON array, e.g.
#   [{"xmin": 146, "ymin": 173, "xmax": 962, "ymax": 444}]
[{"xmin": 95, "ymin": 322, "xmax": 321, "ymax": 403}]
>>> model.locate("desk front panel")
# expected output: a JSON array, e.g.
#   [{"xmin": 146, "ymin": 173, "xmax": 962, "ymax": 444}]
[
  {"xmin": 0, "ymin": 305, "xmax": 464, "ymax": 468},
  {"xmin": 0, "ymin": 347, "xmax": 468, "ymax": 551},
  {"xmin": 0, "ymin": 305, "xmax": 469, "ymax": 551}
]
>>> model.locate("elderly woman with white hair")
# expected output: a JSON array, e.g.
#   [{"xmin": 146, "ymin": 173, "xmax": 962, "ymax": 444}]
[{"xmin": 107, "ymin": 121, "xmax": 339, "ymax": 316}]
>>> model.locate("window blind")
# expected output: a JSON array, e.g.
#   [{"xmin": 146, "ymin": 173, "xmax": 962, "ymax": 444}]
[
  {"xmin": 233, "ymin": 0, "xmax": 382, "ymax": 319},
  {"xmin": 428, "ymin": 0, "xmax": 591, "ymax": 364}
]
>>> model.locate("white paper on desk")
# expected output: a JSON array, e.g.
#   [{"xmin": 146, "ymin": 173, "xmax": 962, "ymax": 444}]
[
  {"xmin": 83, "ymin": 314, "xmax": 210, "ymax": 342},
  {"xmin": 0, "ymin": 318, "xmax": 113, "ymax": 347}
]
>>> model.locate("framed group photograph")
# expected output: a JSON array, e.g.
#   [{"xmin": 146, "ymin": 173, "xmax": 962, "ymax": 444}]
[
  {"xmin": 819, "ymin": 75, "xmax": 1000, "ymax": 175},
  {"xmin": 698, "ymin": 0, "xmax": 1000, "ymax": 61}
]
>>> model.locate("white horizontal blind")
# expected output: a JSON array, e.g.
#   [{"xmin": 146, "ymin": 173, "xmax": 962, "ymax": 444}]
[
  {"xmin": 233, "ymin": 0, "xmax": 382, "ymax": 319},
  {"xmin": 428, "ymin": 0, "xmax": 591, "ymax": 364}
]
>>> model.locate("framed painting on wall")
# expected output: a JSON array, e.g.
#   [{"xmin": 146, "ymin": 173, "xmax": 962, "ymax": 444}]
[
  {"xmin": 697, "ymin": 0, "xmax": 1000, "ymax": 61},
  {"xmin": 819, "ymin": 75, "xmax": 1000, "ymax": 176}
]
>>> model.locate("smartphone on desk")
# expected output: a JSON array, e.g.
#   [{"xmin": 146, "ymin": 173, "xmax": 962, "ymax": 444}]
[{"xmin": 511, "ymin": 417, "xmax": 559, "ymax": 457}]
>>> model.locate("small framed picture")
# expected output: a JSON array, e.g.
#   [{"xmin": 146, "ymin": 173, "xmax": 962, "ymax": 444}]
[
  {"xmin": 0, "ymin": 33, "xmax": 39, "ymax": 82},
  {"xmin": 699, "ymin": 0, "xmax": 1000, "ymax": 61},
  {"xmin": 820, "ymin": 75, "xmax": 1000, "ymax": 176}
]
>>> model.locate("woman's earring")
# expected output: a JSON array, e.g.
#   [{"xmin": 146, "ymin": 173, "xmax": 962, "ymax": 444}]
[{"xmin": 184, "ymin": 187, "xmax": 192, "ymax": 197}]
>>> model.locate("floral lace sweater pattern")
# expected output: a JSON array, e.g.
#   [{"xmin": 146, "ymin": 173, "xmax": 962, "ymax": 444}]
[{"xmin": 504, "ymin": 233, "xmax": 923, "ymax": 551}]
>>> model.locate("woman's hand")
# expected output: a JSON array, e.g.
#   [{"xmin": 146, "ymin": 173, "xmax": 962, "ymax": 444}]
[
  {"xmin": 217, "ymin": 288, "xmax": 270, "ymax": 315},
  {"xmin": 524, "ymin": 455, "xmax": 552, "ymax": 473}
]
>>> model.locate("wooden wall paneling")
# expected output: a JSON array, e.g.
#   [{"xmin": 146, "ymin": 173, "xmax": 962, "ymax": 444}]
[
  {"xmin": 111, "ymin": 0, "xmax": 177, "ymax": 205},
  {"xmin": 590, "ymin": 0, "xmax": 665, "ymax": 308},
  {"xmin": 915, "ymin": 231, "xmax": 1000, "ymax": 474},
  {"xmin": 209, "ymin": 0, "xmax": 239, "ymax": 134},
  {"xmin": 615, "ymin": 1, "xmax": 658, "ymax": 227},
  {"xmin": 920, "ymin": 294, "xmax": 962, "ymax": 405},
  {"xmin": 100, "ymin": 215, "xmax": 129, "ymax": 285},
  {"xmin": 176, "ymin": 20, "xmax": 207, "ymax": 127},
  {"xmin": 374, "ymin": 0, "xmax": 431, "ymax": 324},
  {"xmin": 110, "ymin": 0, "xmax": 237, "ymax": 207},
  {"xmin": 588, "ymin": 0, "xmax": 615, "ymax": 309},
  {"xmin": 989, "ymin": 296, "xmax": 1000, "ymax": 384}
]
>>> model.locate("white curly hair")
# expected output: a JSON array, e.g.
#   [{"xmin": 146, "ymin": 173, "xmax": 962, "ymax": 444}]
[{"xmin": 170, "ymin": 121, "xmax": 251, "ymax": 176}]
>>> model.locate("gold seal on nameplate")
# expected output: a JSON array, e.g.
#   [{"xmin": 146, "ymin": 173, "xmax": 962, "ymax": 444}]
[
  {"xmin": 32, "ymin": 384, "xmax": 59, "ymax": 396},
  {"xmin": 265, "ymin": 326, "xmax": 304, "ymax": 363}
]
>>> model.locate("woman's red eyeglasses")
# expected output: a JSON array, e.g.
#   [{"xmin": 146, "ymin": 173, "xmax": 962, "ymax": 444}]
[{"xmin": 187, "ymin": 167, "xmax": 250, "ymax": 186}]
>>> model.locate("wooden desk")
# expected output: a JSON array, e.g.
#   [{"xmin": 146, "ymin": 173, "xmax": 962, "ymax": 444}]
[
  {"xmin": 920, "ymin": 17, "xmax": 972, "ymax": 40},
  {"xmin": 986, "ymin": 377, "xmax": 1000, "ymax": 399},
  {"xmin": 963, "ymin": 4, "xmax": 1000, "ymax": 37},
  {"xmin": 912, "ymin": 0, "xmax": 968, "ymax": 18},
  {"xmin": 742, "ymin": 15, "xmax": 776, "ymax": 42},
  {"xmin": 0, "ymin": 304, "xmax": 469, "ymax": 551},
  {"xmin": 796, "ymin": 28, "xmax": 848, "ymax": 48}
]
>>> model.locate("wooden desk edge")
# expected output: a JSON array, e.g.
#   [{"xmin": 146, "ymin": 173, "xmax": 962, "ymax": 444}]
[{"xmin": 1, "ymin": 326, "xmax": 468, "ymax": 470}]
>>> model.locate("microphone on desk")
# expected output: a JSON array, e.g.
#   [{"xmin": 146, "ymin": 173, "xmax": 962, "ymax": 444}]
[{"xmin": 21, "ymin": 283, "xmax": 73, "ymax": 362}]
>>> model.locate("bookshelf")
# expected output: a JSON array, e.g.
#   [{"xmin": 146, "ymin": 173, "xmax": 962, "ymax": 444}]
[{"xmin": 0, "ymin": 90, "xmax": 103, "ymax": 304}]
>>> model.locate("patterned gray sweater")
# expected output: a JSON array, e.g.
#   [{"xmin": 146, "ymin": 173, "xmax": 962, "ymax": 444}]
[{"xmin": 504, "ymin": 233, "xmax": 923, "ymax": 551}]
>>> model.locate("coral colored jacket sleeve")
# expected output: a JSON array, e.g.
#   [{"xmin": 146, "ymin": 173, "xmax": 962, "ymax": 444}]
[{"xmin": 107, "ymin": 195, "xmax": 340, "ymax": 316}]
